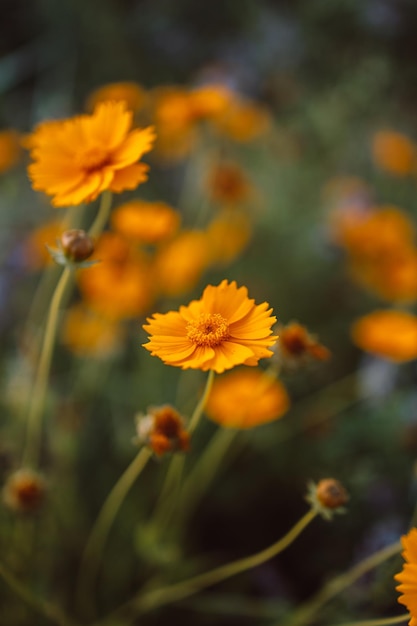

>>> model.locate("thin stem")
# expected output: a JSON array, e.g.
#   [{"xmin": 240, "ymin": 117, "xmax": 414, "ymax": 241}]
[
  {"xmin": 188, "ymin": 369, "xmax": 215, "ymax": 433},
  {"xmin": 75, "ymin": 447, "xmax": 152, "ymax": 619},
  {"xmin": 97, "ymin": 507, "xmax": 317, "ymax": 623},
  {"xmin": 331, "ymin": 616, "xmax": 409, "ymax": 626},
  {"xmin": 88, "ymin": 191, "xmax": 112, "ymax": 239},
  {"xmin": 22, "ymin": 266, "xmax": 72, "ymax": 468},
  {"xmin": 287, "ymin": 539, "xmax": 402, "ymax": 626},
  {"xmin": 0, "ymin": 561, "xmax": 79, "ymax": 626}
]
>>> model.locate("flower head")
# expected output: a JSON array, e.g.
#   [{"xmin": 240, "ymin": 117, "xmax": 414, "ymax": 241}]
[
  {"xmin": 143, "ymin": 280, "xmax": 277, "ymax": 373},
  {"xmin": 276, "ymin": 322, "xmax": 331, "ymax": 367},
  {"xmin": 351, "ymin": 310, "xmax": 417, "ymax": 362},
  {"xmin": 111, "ymin": 200, "xmax": 180, "ymax": 244},
  {"xmin": 28, "ymin": 101, "xmax": 155, "ymax": 207},
  {"xmin": 135, "ymin": 405, "xmax": 190, "ymax": 456},
  {"xmin": 395, "ymin": 527, "xmax": 417, "ymax": 626},
  {"xmin": 86, "ymin": 81, "xmax": 147, "ymax": 113},
  {"xmin": 3, "ymin": 468, "xmax": 46, "ymax": 514},
  {"xmin": 372, "ymin": 130, "xmax": 416, "ymax": 176},
  {"xmin": 306, "ymin": 478, "xmax": 348, "ymax": 520},
  {"xmin": 206, "ymin": 368, "xmax": 289, "ymax": 428}
]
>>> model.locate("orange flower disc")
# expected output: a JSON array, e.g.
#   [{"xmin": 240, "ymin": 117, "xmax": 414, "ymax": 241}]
[
  {"xmin": 28, "ymin": 101, "xmax": 155, "ymax": 207},
  {"xmin": 143, "ymin": 280, "xmax": 278, "ymax": 373}
]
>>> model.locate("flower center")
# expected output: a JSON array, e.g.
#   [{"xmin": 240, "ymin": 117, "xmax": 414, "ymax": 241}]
[
  {"xmin": 77, "ymin": 147, "xmax": 111, "ymax": 173},
  {"xmin": 186, "ymin": 313, "xmax": 230, "ymax": 347}
]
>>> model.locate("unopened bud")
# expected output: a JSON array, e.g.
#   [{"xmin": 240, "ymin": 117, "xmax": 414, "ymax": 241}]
[
  {"xmin": 306, "ymin": 478, "xmax": 348, "ymax": 520},
  {"xmin": 61, "ymin": 229, "xmax": 94, "ymax": 262},
  {"xmin": 3, "ymin": 468, "xmax": 47, "ymax": 514}
]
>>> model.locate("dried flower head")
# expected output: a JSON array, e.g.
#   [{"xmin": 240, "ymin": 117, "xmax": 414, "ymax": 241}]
[
  {"xmin": 136, "ymin": 405, "xmax": 190, "ymax": 456},
  {"xmin": 306, "ymin": 478, "xmax": 348, "ymax": 520},
  {"xmin": 206, "ymin": 368, "xmax": 289, "ymax": 428},
  {"xmin": 143, "ymin": 280, "xmax": 278, "ymax": 373},
  {"xmin": 3, "ymin": 468, "xmax": 46, "ymax": 514},
  {"xmin": 395, "ymin": 527, "xmax": 417, "ymax": 626},
  {"xmin": 28, "ymin": 101, "xmax": 155, "ymax": 207},
  {"xmin": 277, "ymin": 322, "xmax": 330, "ymax": 367}
]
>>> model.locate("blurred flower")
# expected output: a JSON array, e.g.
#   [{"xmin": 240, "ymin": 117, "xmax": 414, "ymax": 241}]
[
  {"xmin": 78, "ymin": 232, "xmax": 154, "ymax": 319},
  {"xmin": 135, "ymin": 405, "xmax": 189, "ymax": 456},
  {"xmin": 206, "ymin": 161, "xmax": 252, "ymax": 206},
  {"xmin": 395, "ymin": 527, "xmax": 417, "ymax": 626},
  {"xmin": 62, "ymin": 303, "xmax": 124, "ymax": 357},
  {"xmin": 143, "ymin": 279, "xmax": 277, "ymax": 373},
  {"xmin": 188, "ymin": 84, "xmax": 232, "ymax": 119},
  {"xmin": 351, "ymin": 310, "xmax": 417, "ymax": 362},
  {"xmin": 372, "ymin": 130, "xmax": 416, "ymax": 176},
  {"xmin": 23, "ymin": 219, "xmax": 64, "ymax": 269},
  {"xmin": 306, "ymin": 478, "xmax": 349, "ymax": 520},
  {"xmin": 28, "ymin": 101, "xmax": 155, "ymax": 207},
  {"xmin": 205, "ymin": 368, "xmax": 289, "ymax": 428},
  {"xmin": 0, "ymin": 130, "xmax": 21, "ymax": 173},
  {"xmin": 85, "ymin": 81, "xmax": 147, "ymax": 113},
  {"xmin": 111, "ymin": 200, "xmax": 180, "ymax": 244},
  {"xmin": 212, "ymin": 97, "xmax": 271, "ymax": 142},
  {"xmin": 206, "ymin": 210, "xmax": 252, "ymax": 266},
  {"xmin": 153, "ymin": 230, "xmax": 211, "ymax": 297},
  {"xmin": 3, "ymin": 468, "xmax": 46, "ymax": 514},
  {"xmin": 276, "ymin": 322, "xmax": 330, "ymax": 367}
]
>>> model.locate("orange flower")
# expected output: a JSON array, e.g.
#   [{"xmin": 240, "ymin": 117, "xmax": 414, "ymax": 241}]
[
  {"xmin": 277, "ymin": 322, "xmax": 331, "ymax": 365},
  {"xmin": 213, "ymin": 97, "xmax": 271, "ymax": 142},
  {"xmin": 153, "ymin": 230, "xmax": 211, "ymax": 297},
  {"xmin": 0, "ymin": 130, "xmax": 21, "ymax": 173},
  {"xmin": 28, "ymin": 101, "xmax": 155, "ymax": 207},
  {"xmin": 207, "ymin": 161, "xmax": 252, "ymax": 206},
  {"xmin": 143, "ymin": 280, "xmax": 278, "ymax": 373},
  {"xmin": 206, "ymin": 368, "xmax": 289, "ymax": 428},
  {"xmin": 351, "ymin": 310, "xmax": 417, "ymax": 362},
  {"xmin": 372, "ymin": 130, "xmax": 416, "ymax": 176},
  {"xmin": 188, "ymin": 84, "xmax": 232, "ymax": 119},
  {"xmin": 111, "ymin": 200, "xmax": 180, "ymax": 244},
  {"xmin": 85, "ymin": 81, "xmax": 147, "ymax": 113},
  {"xmin": 206, "ymin": 211, "xmax": 252, "ymax": 266},
  {"xmin": 136, "ymin": 405, "xmax": 190, "ymax": 456},
  {"xmin": 62, "ymin": 304, "xmax": 124, "ymax": 357},
  {"xmin": 395, "ymin": 527, "xmax": 417, "ymax": 626}
]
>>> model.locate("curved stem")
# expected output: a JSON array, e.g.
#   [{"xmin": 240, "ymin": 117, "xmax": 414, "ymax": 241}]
[
  {"xmin": 331, "ymin": 616, "xmax": 409, "ymax": 626},
  {"xmin": 22, "ymin": 266, "xmax": 72, "ymax": 468},
  {"xmin": 98, "ymin": 507, "xmax": 317, "ymax": 623},
  {"xmin": 0, "ymin": 561, "xmax": 79, "ymax": 626},
  {"xmin": 287, "ymin": 539, "xmax": 402, "ymax": 626},
  {"xmin": 75, "ymin": 447, "xmax": 152, "ymax": 619},
  {"xmin": 188, "ymin": 369, "xmax": 215, "ymax": 433},
  {"xmin": 88, "ymin": 191, "xmax": 112, "ymax": 239}
]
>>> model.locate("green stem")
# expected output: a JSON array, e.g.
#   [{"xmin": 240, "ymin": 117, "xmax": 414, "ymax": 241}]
[
  {"xmin": 88, "ymin": 191, "xmax": 112, "ymax": 239},
  {"xmin": 330, "ymin": 616, "xmax": 409, "ymax": 626},
  {"xmin": 188, "ymin": 369, "xmax": 215, "ymax": 433},
  {"xmin": 0, "ymin": 561, "xmax": 79, "ymax": 626},
  {"xmin": 287, "ymin": 539, "xmax": 402, "ymax": 626},
  {"xmin": 97, "ymin": 507, "xmax": 317, "ymax": 623},
  {"xmin": 75, "ymin": 447, "xmax": 152, "ymax": 619},
  {"xmin": 22, "ymin": 266, "xmax": 73, "ymax": 468}
]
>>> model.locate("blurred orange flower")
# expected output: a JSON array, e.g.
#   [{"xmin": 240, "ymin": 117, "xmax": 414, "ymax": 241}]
[
  {"xmin": 143, "ymin": 280, "xmax": 278, "ymax": 373},
  {"xmin": 277, "ymin": 322, "xmax": 331, "ymax": 365},
  {"xmin": 85, "ymin": 81, "xmax": 147, "ymax": 113},
  {"xmin": 28, "ymin": 101, "xmax": 155, "ymax": 207},
  {"xmin": 62, "ymin": 303, "xmax": 124, "ymax": 357},
  {"xmin": 153, "ymin": 230, "xmax": 211, "ymax": 297},
  {"xmin": 206, "ymin": 211, "xmax": 252, "ymax": 266},
  {"xmin": 351, "ymin": 309, "xmax": 417, "ymax": 362},
  {"xmin": 0, "ymin": 130, "xmax": 21, "ymax": 173},
  {"xmin": 207, "ymin": 161, "xmax": 252, "ymax": 206},
  {"xmin": 213, "ymin": 97, "xmax": 271, "ymax": 142},
  {"xmin": 372, "ymin": 130, "xmax": 416, "ymax": 176},
  {"xmin": 395, "ymin": 527, "xmax": 417, "ymax": 626},
  {"xmin": 111, "ymin": 200, "xmax": 180, "ymax": 244},
  {"xmin": 206, "ymin": 368, "xmax": 289, "ymax": 428},
  {"xmin": 24, "ymin": 219, "xmax": 64, "ymax": 269},
  {"xmin": 136, "ymin": 405, "xmax": 190, "ymax": 456}
]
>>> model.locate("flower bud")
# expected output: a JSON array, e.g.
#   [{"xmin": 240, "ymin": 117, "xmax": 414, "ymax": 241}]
[
  {"xmin": 2, "ymin": 468, "xmax": 46, "ymax": 514},
  {"xmin": 306, "ymin": 478, "xmax": 348, "ymax": 520},
  {"xmin": 135, "ymin": 405, "xmax": 190, "ymax": 457},
  {"xmin": 60, "ymin": 229, "xmax": 94, "ymax": 262}
]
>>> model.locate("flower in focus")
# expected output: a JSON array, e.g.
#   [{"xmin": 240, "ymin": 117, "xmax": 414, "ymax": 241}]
[
  {"xmin": 62, "ymin": 304, "xmax": 124, "ymax": 357},
  {"xmin": 395, "ymin": 527, "xmax": 417, "ymax": 626},
  {"xmin": 372, "ymin": 130, "xmax": 416, "ymax": 176},
  {"xmin": 0, "ymin": 130, "xmax": 21, "ymax": 173},
  {"xmin": 351, "ymin": 310, "xmax": 417, "ymax": 362},
  {"xmin": 3, "ymin": 468, "xmax": 46, "ymax": 514},
  {"xmin": 206, "ymin": 368, "xmax": 289, "ymax": 428},
  {"xmin": 28, "ymin": 101, "xmax": 155, "ymax": 207},
  {"xmin": 276, "ymin": 322, "xmax": 331, "ymax": 367},
  {"xmin": 111, "ymin": 200, "xmax": 180, "ymax": 244},
  {"xmin": 143, "ymin": 280, "xmax": 278, "ymax": 373},
  {"xmin": 86, "ymin": 81, "xmax": 147, "ymax": 113},
  {"xmin": 136, "ymin": 405, "xmax": 190, "ymax": 456},
  {"xmin": 153, "ymin": 230, "xmax": 211, "ymax": 297}
]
